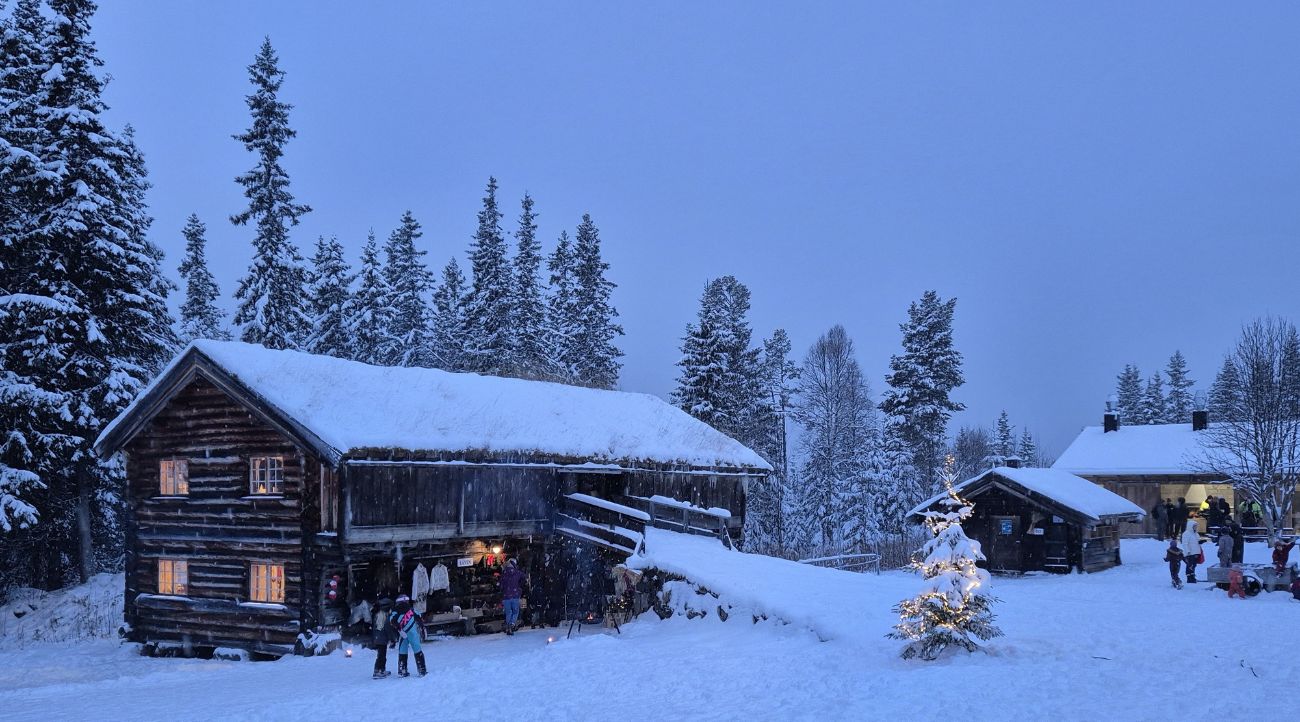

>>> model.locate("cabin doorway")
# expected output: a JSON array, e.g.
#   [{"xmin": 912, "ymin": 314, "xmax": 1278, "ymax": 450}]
[{"xmin": 986, "ymin": 515, "xmax": 1021, "ymax": 572}]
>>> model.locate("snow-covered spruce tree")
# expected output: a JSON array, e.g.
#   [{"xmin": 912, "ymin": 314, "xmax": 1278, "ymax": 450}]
[
  {"xmin": 347, "ymin": 231, "xmax": 396, "ymax": 365},
  {"xmin": 569, "ymin": 214, "xmax": 623, "ymax": 388},
  {"xmin": 874, "ymin": 419, "xmax": 921, "ymax": 537},
  {"xmin": 1208, "ymin": 356, "xmax": 1243, "ymax": 422},
  {"xmin": 879, "ymin": 291, "xmax": 965, "ymax": 498},
  {"xmin": 463, "ymin": 177, "xmax": 512, "ymax": 374},
  {"xmin": 889, "ymin": 466, "xmax": 1001, "ymax": 660},
  {"xmin": 672, "ymin": 276, "xmax": 763, "ymax": 441},
  {"xmin": 430, "ymin": 256, "xmax": 469, "ymax": 372},
  {"xmin": 743, "ymin": 329, "xmax": 801, "ymax": 555},
  {"xmin": 304, "ymin": 235, "xmax": 353, "ymax": 358},
  {"xmin": 1140, "ymin": 372, "xmax": 1166, "ymax": 425},
  {"xmin": 543, "ymin": 230, "xmax": 578, "ymax": 382},
  {"xmin": 1164, "ymin": 350, "xmax": 1195, "ymax": 423},
  {"xmin": 793, "ymin": 325, "xmax": 877, "ymax": 554},
  {"xmin": 382, "ymin": 211, "xmax": 434, "ymax": 367},
  {"xmin": 1018, "ymin": 428, "xmax": 1037, "ymax": 467},
  {"xmin": 176, "ymin": 214, "xmax": 230, "ymax": 343},
  {"xmin": 1114, "ymin": 364, "xmax": 1143, "ymax": 425},
  {"xmin": 507, "ymin": 193, "xmax": 548, "ymax": 379},
  {"xmin": 2, "ymin": 0, "xmax": 175, "ymax": 587},
  {"xmin": 230, "ymin": 38, "xmax": 310, "ymax": 350},
  {"xmin": 992, "ymin": 411, "xmax": 1014, "ymax": 462}
]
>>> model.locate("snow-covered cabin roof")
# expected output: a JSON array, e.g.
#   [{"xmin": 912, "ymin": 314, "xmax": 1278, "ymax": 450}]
[
  {"xmin": 1051, "ymin": 424, "xmax": 1213, "ymax": 476},
  {"xmin": 910, "ymin": 467, "xmax": 1145, "ymax": 523},
  {"xmin": 94, "ymin": 341, "xmax": 771, "ymax": 471}
]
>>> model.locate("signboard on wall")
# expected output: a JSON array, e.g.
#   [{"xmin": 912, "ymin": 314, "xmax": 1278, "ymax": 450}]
[
  {"xmin": 999, "ymin": 519, "xmax": 1014, "ymax": 535},
  {"xmin": 456, "ymin": 557, "xmax": 473, "ymax": 568}
]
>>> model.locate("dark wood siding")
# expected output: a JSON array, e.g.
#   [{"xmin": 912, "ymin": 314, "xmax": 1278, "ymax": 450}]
[{"xmin": 123, "ymin": 375, "xmax": 315, "ymax": 654}]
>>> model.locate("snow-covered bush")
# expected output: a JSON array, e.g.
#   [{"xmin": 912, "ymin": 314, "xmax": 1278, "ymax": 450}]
[
  {"xmin": 889, "ymin": 473, "xmax": 1001, "ymax": 660},
  {"xmin": 0, "ymin": 573, "xmax": 123, "ymax": 650}
]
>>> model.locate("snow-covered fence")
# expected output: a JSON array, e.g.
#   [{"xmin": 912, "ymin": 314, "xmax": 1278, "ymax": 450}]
[
  {"xmin": 797, "ymin": 553, "xmax": 881, "ymax": 575},
  {"xmin": 623, "ymin": 495, "xmax": 735, "ymax": 548}
]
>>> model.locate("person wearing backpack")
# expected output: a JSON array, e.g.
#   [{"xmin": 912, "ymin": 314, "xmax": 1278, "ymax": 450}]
[
  {"xmin": 389, "ymin": 594, "xmax": 426, "ymax": 677},
  {"xmin": 370, "ymin": 596, "xmax": 396, "ymax": 679}
]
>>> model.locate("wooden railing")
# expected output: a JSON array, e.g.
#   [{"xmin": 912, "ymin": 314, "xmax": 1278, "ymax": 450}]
[
  {"xmin": 621, "ymin": 495, "xmax": 735, "ymax": 549},
  {"xmin": 798, "ymin": 552, "xmax": 882, "ymax": 575}
]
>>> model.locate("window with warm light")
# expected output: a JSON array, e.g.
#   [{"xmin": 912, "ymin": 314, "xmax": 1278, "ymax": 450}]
[
  {"xmin": 249, "ymin": 563, "xmax": 285, "ymax": 603},
  {"xmin": 249, "ymin": 456, "xmax": 284, "ymax": 495},
  {"xmin": 158, "ymin": 559, "xmax": 188, "ymax": 595},
  {"xmin": 159, "ymin": 459, "xmax": 188, "ymax": 496}
]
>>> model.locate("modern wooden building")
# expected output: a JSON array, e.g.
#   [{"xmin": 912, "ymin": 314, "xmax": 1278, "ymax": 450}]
[
  {"xmin": 94, "ymin": 341, "xmax": 769, "ymax": 657},
  {"xmin": 910, "ymin": 466, "xmax": 1145, "ymax": 574}
]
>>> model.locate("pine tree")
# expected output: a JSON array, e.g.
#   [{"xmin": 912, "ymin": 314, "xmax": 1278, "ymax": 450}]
[
  {"xmin": 672, "ymin": 276, "xmax": 762, "ymax": 441},
  {"xmin": 347, "ymin": 231, "xmax": 395, "ymax": 366},
  {"xmin": 794, "ymin": 325, "xmax": 877, "ymax": 553},
  {"xmin": 1140, "ymin": 372, "xmax": 1166, "ymax": 425},
  {"xmin": 463, "ymin": 177, "xmax": 512, "ymax": 374},
  {"xmin": 951, "ymin": 426, "xmax": 993, "ymax": 481},
  {"xmin": 992, "ymin": 411, "xmax": 1014, "ymax": 462},
  {"xmin": 176, "ymin": 214, "xmax": 229, "ymax": 343},
  {"xmin": 1164, "ymin": 350, "xmax": 1195, "ymax": 424},
  {"xmin": 879, "ymin": 291, "xmax": 965, "ymax": 495},
  {"xmin": 1208, "ymin": 356, "xmax": 1243, "ymax": 422},
  {"xmin": 1114, "ymin": 364, "xmax": 1143, "ymax": 424},
  {"xmin": 889, "ymin": 465, "xmax": 1001, "ymax": 660},
  {"xmin": 430, "ymin": 257, "xmax": 469, "ymax": 372},
  {"xmin": 230, "ymin": 38, "xmax": 310, "ymax": 350},
  {"xmin": 1017, "ymin": 428, "xmax": 1037, "ymax": 467},
  {"xmin": 569, "ymin": 214, "xmax": 623, "ymax": 388},
  {"xmin": 382, "ymin": 211, "xmax": 433, "ymax": 367},
  {"xmin": 743, "ymin": 328, "xmax": 800, "ymax": 555},
  {"xmin": 544, "ymin": 230, "xmax": 579, "ymax": 382},
  {"xmin": 304, "ymin": 235, "xmax": 353, "ymax": 358},
  {"xmin": 507, "ymin": 193, "xmax": 548, "ymax": 378}
]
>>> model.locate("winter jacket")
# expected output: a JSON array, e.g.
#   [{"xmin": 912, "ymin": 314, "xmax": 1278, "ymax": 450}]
[
  {"xmin": 371, "ymin": 598, "xmax": 396, "ymax": 645},
  {"xmin": 500, "ymin": 564, "xmax": 526, "ymax": 600},
  {"xmin": 1152, "ymin": 503, "xmax": 1168, "ymax": 521},
  {"xmin": 1290, "ymin": 577, "xmax": 1300, "ymax": 600},
  {"xmin": 1273, "ymin": 540, "xmax": 1296, "ymax": 569},
  {"xmin": 390, "ymin": 603, "xmax": 423, "ymax": 638},
  {"xmin": 1217, "ymin": 534, "xmax": 1234, "ymax": 567},
  {"xmin": 1181, "ymin": 521, "xmax": 1202, "ymax": 559},
  {"xmin": 1164, "ymin": 545, "xmax": 1184, "ymax": 571}
]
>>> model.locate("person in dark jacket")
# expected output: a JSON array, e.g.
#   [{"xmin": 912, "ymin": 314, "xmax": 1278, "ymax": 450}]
[
  {"xmin": 1163, "ymin": 499, "xmax": 1176, "ymax": 539},
  {"xmin": 1171, "ymin": 498, "xmax": 1189, "ymax": 540},
  {"xmin": 370, "ymin": 596, "xmax": 396, "ymax": 679},
  {"xmin": 389, "ymin": 594, "xmax": 426, "ymax": 677},
  {"xmin": 1164, "ymin": 539, "xmax": 1184, "ymax": 589},
  {"xmin": 500, "ymin": 558, "xmax": 527, "ymax": 635},
  {"xmin": 1290, "ymin": 575, "xmax": 1300, "ymax": 601},
  {"xmin": 1229, "ymin": 519, "xmax": 1245, "ymax": 564},
  {"xmin": 1152, "ymin": 501, "xmax": 1169, "ymax": 541}
]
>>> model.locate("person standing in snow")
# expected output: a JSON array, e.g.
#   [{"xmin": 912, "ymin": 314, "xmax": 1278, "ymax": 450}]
[
  {"xmin": 1181, "ymin": 519, "xmax": 1202, "ymax": 584},
  {"xmin": 1164, "ymin": 539, "xmax": 1184, "ymax": 589},
  {"xmin": 370, "ymin": 596, "xmax": 396, "ymax": 679},
  {"xmin": 1216, "ymin": 528, "xmax": 1234, "ymax": 569},
  {"xmin": 1171, "ymin": 498, "xmax": 1189, "ymax": 540},
  {"xmin": 1289, "ymin": 574, "xmax": 1300, "ymax": 601},
  {"xmin": 1229, "ymin": 519, "xmax": 1245, "ymax": 564},
  {"xmin": 1272, "ymin": 538, "xmax": 1296, "ymax": 576},
  {"xmin": 500, "ymin": 558, "xmax": 527, "ymax": 635},
  {"xmin": 1152, "ymin": 501, "xmax": 1169, "ymax": 541},
  {"xmin": 389, "ymin": 594, "xmax": 427, "ymax": 677}
]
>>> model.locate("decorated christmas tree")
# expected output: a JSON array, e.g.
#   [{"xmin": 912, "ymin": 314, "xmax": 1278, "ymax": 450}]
[{"xmin": 889, "ymin": 462, "xmax": 1002, "ymax": 660}]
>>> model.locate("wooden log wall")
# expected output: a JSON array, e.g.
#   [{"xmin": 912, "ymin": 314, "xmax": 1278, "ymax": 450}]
[
  {"xmin": 123, "ymin": 375, "xmax": 333, "ymax": 654},
  {"xmin": 348, "ymin": 464, "xmax": 553, "ymax": 528}
]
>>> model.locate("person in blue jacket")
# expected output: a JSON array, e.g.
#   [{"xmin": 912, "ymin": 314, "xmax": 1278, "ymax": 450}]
[{"xmin": 389, "ymin": 594, "xmax": 426, "ymax": 677}]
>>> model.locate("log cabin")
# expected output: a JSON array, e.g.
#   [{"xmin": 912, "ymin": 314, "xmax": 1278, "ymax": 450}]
[
  {"xmin": 909, "ymin": 465, "xmax": 1145, "ymax": 574},
  {"xmin": 94, "ymin": 341, "xmax": 770, "ymax": 657},
  {"xmin": 1052, "ymin": 405, "xmax": 1300, "ymax": 537}
]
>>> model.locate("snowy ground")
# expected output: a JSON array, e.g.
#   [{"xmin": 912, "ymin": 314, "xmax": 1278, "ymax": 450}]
[{"xmin": 2, "ymin": 539, "xmax": 1296, "ymax": 722}]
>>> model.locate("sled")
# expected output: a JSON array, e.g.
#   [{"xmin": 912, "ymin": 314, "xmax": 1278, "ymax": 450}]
[{"xmin": 1206, "ymin": 563, "xmax": 1295, "ymax": 596}]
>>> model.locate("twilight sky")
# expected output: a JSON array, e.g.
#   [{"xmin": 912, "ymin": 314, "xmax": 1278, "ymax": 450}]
[{"xmin": 90, "ymin": 2, "xmax": 1300, "ymax": 458}]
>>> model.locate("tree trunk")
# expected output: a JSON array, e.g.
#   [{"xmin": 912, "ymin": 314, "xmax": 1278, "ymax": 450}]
[{"xmin": 76, "ymin": 474, "xmax": 95, "ymax": 584}]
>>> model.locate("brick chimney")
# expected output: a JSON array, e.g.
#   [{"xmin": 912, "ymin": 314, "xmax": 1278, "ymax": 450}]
[{"xmin": 1103, "ymin": 395, "xmax": 1120, "ymax": 433}]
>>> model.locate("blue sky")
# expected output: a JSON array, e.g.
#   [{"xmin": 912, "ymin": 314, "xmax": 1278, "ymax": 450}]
[{"xmin": 91, "ymin": 2, "xmax": 1300, "ymax": 456}]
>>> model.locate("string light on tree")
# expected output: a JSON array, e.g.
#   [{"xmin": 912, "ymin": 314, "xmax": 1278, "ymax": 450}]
[{"xmin": 888, "ymin": 456, "xmax": 1003, "ymax": 661}]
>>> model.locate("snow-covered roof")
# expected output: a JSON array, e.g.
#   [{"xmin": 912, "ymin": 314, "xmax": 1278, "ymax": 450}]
[
  {"xmin": 1051, "ymin": 424, "xmax": 1212, "ymax": 476},
  {"xmin": 911, "ymin": 467, "xmax": 1146, "ymax": 522},
  {"xmin": 95, "ymin": 341, "xmax": 771, "ymax": 471}
]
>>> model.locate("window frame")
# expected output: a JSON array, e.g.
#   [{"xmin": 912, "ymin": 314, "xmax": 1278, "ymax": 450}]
[
  {"xmin": 248, "ymin": 562, "xmax": 286, "ymax": 603},
  {"xmin": 157, "ymin": 558, "xmax": 189, "ymax": 596},
  {"xmin": 158, "ymin": 458, "xmax": 189, "ymax": 496},
  {"xmin": 248, "ymin": 456, "xmax": 285, "ymax": 496}
]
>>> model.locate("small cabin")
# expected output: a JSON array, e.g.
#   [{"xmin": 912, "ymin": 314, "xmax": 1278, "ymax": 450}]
[
  {"xmin": 910, "ymin": 467, "xmax": 1145, "ymax": 574},
  {"xmin": 94, "ymin": 341, "xmax": 769, "ymax": 657}
]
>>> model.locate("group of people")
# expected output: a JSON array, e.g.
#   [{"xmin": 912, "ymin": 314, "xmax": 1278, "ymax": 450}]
[
  {"xmin": 1162, "ymin": 517, "xmax": 1300, "ymax": 599},
  {"xmin": 1151, "ymin": 496, "xmax": 1243, "ymax": 541},
  {"xmin": 368, "ymin": 557, "xmax": 534, "ymax": 680}
]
